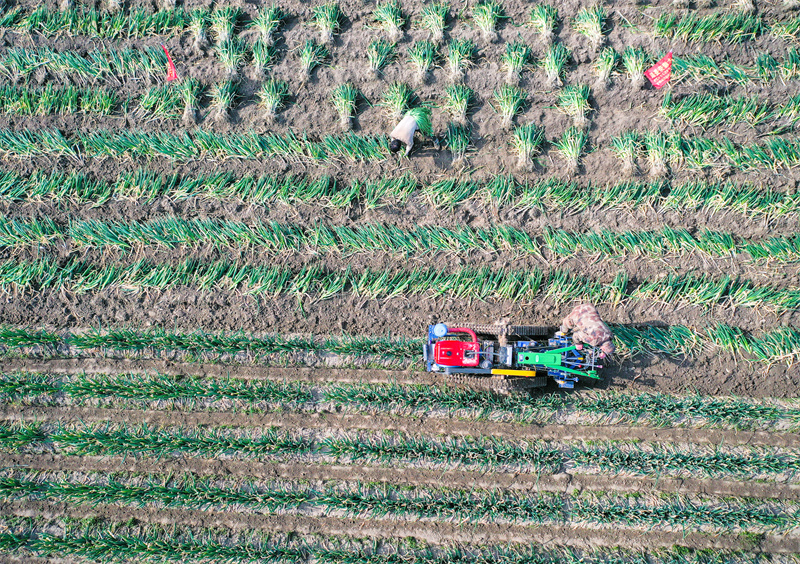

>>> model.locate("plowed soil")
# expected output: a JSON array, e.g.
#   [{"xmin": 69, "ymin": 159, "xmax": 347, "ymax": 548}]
[{"xmin": 1, "ymin": 0, "xmax": 799, "ymax": 559}]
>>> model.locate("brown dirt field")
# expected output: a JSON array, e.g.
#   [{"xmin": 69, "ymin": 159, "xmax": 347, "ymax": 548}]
[{"xmin": 1, "ymin": 0, "xmax": 800, "ymax": 558}]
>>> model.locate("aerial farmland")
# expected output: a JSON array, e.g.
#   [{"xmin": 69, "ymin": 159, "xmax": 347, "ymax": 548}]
[{"xmin": 0, "ymin": 0, "xmax": 798, "ymax": 561}]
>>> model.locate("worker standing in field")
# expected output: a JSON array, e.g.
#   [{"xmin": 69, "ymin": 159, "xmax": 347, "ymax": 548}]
[
  {"xmin": 389, "ymin": 106, "xmax": 433, "ymax": 156},
  {"xmin": 559, "ymin": 303, "xmax": 615, "ymax": 359}
]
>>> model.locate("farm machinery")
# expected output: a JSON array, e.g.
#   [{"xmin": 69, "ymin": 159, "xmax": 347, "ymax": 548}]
[{"xmin": 423, "ymin": 323, "xmax": 603, "ymax": 392}]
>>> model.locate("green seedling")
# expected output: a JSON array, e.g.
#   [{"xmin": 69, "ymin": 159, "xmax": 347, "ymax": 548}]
[
  {"xmin": 511, "ymin": 123, "xmax": 545, "ymax": 171},
  {"xmin": 367, "ymin": 38, "xmax": 396, "ymax": 77},
  {"xmin": 593, "ymin": 47, "xmax": 618, "ymax": 89},
  {"xmin": 472, "ymin": 0, "xmax": 503, "ymax": 43},
  {"xmin": 380, "ymin": 82, "xmax": 415, "ymax": 120},
  {"xmin": 622, "ymin": 46, "xmax": 648, "ymax": 89},
  {"xmin": 217, "ymin": 38, "xmax": 246, "ymax": 80},
  {"xmin": 180, "ymin": 78, "xmax": 203, "ymax": 125},
  {"xmin": 251, "ymin": 40, "xmax": 277, "ymax": 79},
  {"xmin": 446, "ymin": 38, "xmax": 475, "ymax": 82},
  {"xmin": 554, "ymin": 126, "xmax": 586, "ymax": 175},
  {"xmin": 501, "ymin": 40, "xmax": 531, "ymax": 84},
  {"xmin": 542, "ymin": 43, "xmax": 569, "ymax": 86},
  {"xmin": 298, "ymin": 40, "xmax": 329, "ymax": 81},
  {"xmin": 209, "ymin": 80, "xmax": 238, "ymax": 124},
  {"xmin": 644, "ymin": 130, "xmax": 668, "ymax": 177},
  {"xmin": 331, "ymin": 83, "xmax": 359, "ymax": 130},
  {"xmin": 557, "ymin": 84, "xmax": 591, "ymax": 129},
  {"xmin": 408, "ymin": 40, "xmax": 437, "ymax": 83},
  {"xmin": 442, "ymin": 84, "xmax": 473, "ymax": 125},
  {"xmin": 610, "ymin": 131, "xmax": 641, "ymax": 176},
  {"xmin": 210, "ymin": 6, "xmax": 240, "ymax": 44},
  {"xmin": 573, "ymin": 5, "xmax": 607, "ymax": 50},
  {"xmin": 313, "ymin": 2, "xmax": 342, "ymax": 44},
  {"xmin": 419, "ymin": 2, "xmax": 448, "ymax": 43},
  {"xmin": 258, "ymin": 78, "xmax": 289, "ymax": 122},
  {"xmin": 445, "ymin": 122, "xmax": 470, "ymax": 162},
  {"xmin": 253, "ymin": 5, "xmax": 286, "ymax": 45},
  {"xmin": 529, "ymin": 4, "xmax": 558, "ymax": 45},
  {"xmin": 373, "ymin": 0, "xmax": 405, "ymax": 41},
  {"xmin": 189, "ymin": 9, "xmax": 209, "ymax": 52},
  {"xmin": 493, "ymin": 84, "xmax": 526, "ymax": 128}
]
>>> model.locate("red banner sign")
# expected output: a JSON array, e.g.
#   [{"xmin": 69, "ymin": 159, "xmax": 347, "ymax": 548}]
[
  {"xmin": 162, "ymin": 44, "xmax": 178, "ymax": 82},
  {"xmin": 645, "ymin": 51, "xmax": 672, "ymax": 89}
]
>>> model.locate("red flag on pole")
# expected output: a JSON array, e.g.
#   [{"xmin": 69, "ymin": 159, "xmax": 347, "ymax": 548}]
[
  {"xmin": 162, "ymin": 44, "xmax": 178, "ymax": 82},
  {"xmin": 645, "ymin": 51, "xmax": 672, "ymax": 89}
]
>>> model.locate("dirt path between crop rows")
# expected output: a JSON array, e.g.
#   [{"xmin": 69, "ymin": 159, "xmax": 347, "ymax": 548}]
[
  {"xmin": 4, "ymin": 452, "xmax": 797, "ymax": 502},
  {"xmin": 2, "ymin": 404, "xmax": 796, "ymax": 449},
  {"xmin": 3, "ymin": 499, "xmax": 798, "ymax": 554}
]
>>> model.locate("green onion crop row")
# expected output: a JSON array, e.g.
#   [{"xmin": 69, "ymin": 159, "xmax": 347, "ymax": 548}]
[
  {"xmin": 0, "ymin": 470, "xmax": 563, "ymax": 524},
  {"xmin": 0, "ymin": 5, "xmax": 197, "ymax": 39},
  {"xmin": 324, "ymin": 431, "xmax": 798, "ymax": 479},
  {"xmin": 1, "ymin": 168, "xmax": 799, "ymax": 220},
  {"xmin": 3, "ymin": 372, "xmax": 797, "ymax": 431},
  {"xmin": 325, "ymin": 382, "xmax": 798, "ymax": 430},
  {"xmin": 0, "ymin": 318, "xmax": 798, "ymax": 367},
  {"xmin": 654, "ymin": 11, "xmax": 765, "ymax": 44},
  {"xmin": 1, "ymin": 470, "xmax": 793, "ymax": 531},
  {"xmin": 0, "ymin": 421, "xmax": 312, "ymax": 459},
  {"xmin": 5, "ymin": 126, "xmax": 800, "ymax": 170},
  {"xmin": 674, "ymin": 51, "xmax": 800, "ymax": 84},
  {"xmin": 0, "ymin": 257, "xmax": 630, "ymax": 303},
  {"xmin": 6, "ymin": 216, "xmax": 800, "ymax": 266},
  {"xmin": 618, "ymin": 130, "xmax": 800, "ymax": 174},
  {"xmin": 572, "ymin": 494, "xmax": 790, "ymax": 532},
  {"xmin": 0, "ymin": 128, "xmax": 387, "ymax": 162},
  {"xmin": 0, "ymin": 326, "xmax": 420, "ymax": 358},
  {"xmin": 2, "ymin": 256, "xmax": 799, "ymax": 312},
  {"xmin": 0, "ymin": 46, "xmax": 167, "ymax": 82},
  {"xmin": 661, "ymin": 91, "xmax": 800, "ymax": 129},
  {"xmin": 0, "ymin": 84, "xmax": 120, "ymax": 116},
  {"xmin": 0, "ymin": 371, "xmax": 313, "ymax": 403},
  {"xmin": 0, "ymin": 515, "xmax": 781, "ymax": 564},
  {"xmin": 3, "ymin": 418, "xmax": 797, "ymax": 479}
]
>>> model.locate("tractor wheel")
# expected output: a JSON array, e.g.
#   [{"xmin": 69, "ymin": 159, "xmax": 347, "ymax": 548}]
[
  {"xmin": 444, "ymin": 373, "xmax": 548, "ymax": 395},
  {"xmin": 450, "ymin": 324, "xmax": 551, "ymax": 337}
]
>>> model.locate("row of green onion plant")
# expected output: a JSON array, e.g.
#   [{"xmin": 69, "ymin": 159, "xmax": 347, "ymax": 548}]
[
  {"xmin": 4, "ymin": 371, "xmax": 796, "ymax": 431},
  {"xmin": 661, "ymin": 91, "xmax": 800, "ymax": 130},
  {"xmin": 1, "ymin": 256, "xmax": 799, "ymax": 312},
  {"xmin": 1, "ymin": 469, "xmax": 793, "ymax": 531},
  {"xmin": 9, "ymin": 215, "xmax": 800, "ymax": 267},
  {"xmin": 0, "ymin": 315, "xmax": 797, "ymax": 366},
  {"xmin": 2, "ymin": 168, "xmax": 800, "ymax": 220},
  {"xmin": 1, "ymin": 515, "xmax": 772, "ymax": 564},
  {"xmin": 611, "ymin": 130, "xmax": 800, "ymax": 174},
  {"xmin": 0, "ymin": 128, "xmax": 387, "ymax": 162},
  {"xmin": 3, "ymin": 421, "xmax": 796, "ymax": 480}
]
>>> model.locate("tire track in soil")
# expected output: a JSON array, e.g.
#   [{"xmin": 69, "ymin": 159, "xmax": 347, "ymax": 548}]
[
  {"xmin": 3, "ymin": 453, "xmax": 798, "ymax": 502},
  {"xmin": 1, "ymin": 404, "xmax": 797, "ymax": 449},
  {"xmin": 3, "ymin": 500, "xmax": 799, "ymax": 554}
]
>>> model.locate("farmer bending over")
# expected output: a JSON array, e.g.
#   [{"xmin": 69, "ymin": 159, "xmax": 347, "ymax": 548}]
[
  {"xmin": 560, "ymin": 303, "xmax": 615, "ymax": 359},
  {"xmin": 389, "ymin": 107, "xmax": 432, "ymax": 156}
]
